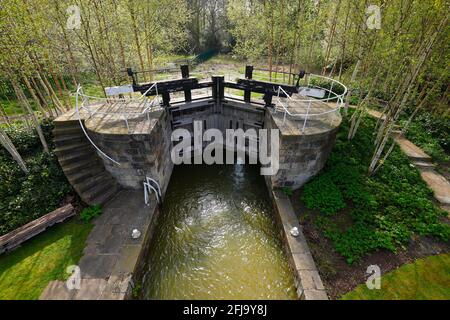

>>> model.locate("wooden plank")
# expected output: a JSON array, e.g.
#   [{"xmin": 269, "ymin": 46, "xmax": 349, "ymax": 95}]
[{"xmin": 0, "ymin": 204, "xmax": 75, "ymax": 254}]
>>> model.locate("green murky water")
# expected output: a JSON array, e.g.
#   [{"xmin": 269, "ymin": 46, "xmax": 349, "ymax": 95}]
[{"xmin": 142, "ymin": 164, "xmax": 296, "ymax": 299}]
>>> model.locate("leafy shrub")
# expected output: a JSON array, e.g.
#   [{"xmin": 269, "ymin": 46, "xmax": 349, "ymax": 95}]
[
  {"xmin": 402, "ymin": 116, "xmax": 449, "ymax": 163},
  {"xmin": 301, "ymin": 175, "xmax": 346, "ymax": 215},
  {"xmin": 300, "ymin": 113, "xmax": 450, "ymax": 263},
  {"xmin": 1, "ymin": 119, "xmax": 54, "ymax": 157},
  {"xmin": 281, "ymin": 186, "xmax": 293, "ymax": 197},
  {"xmin": 80, "ymin": 205, "xmax": 102, "ymax": 223},
  {"xmin": 0, "ymin": 120, "xmax": 72, "ymax": 236}
]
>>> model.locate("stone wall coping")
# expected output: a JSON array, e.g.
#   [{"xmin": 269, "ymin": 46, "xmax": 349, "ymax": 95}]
[{"xmin": 269, "ymin": 188, "xmax": 328, "ymax": 300}]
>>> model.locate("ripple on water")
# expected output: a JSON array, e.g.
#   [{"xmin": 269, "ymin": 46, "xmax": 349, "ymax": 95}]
[{"xmin": 142, "ymin": 164, "xmax": 296, "ymax": 300}]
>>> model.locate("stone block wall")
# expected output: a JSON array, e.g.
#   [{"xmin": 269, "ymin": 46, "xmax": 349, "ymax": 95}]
[
  {"xmin": 87, "ymin": 111, "xmax": 174, "ymax": 195},
  {"xmin": 264, "ymin": 112, "xmax": 340, "ymax": 190}
]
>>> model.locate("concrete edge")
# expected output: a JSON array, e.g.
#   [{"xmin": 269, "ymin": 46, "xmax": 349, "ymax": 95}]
[{"xmin": 265, "ymin": 179, "xmax": 328, "ymax": 300}]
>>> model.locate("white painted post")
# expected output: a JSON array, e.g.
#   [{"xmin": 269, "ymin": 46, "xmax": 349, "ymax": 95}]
[{"xmin": 302, "ymin": 100, "xmax": 312, "ymax": 133}]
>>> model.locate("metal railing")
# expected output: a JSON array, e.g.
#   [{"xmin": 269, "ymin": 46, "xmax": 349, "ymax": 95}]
[
  {"xmin": 275, "ymin": 74, "xmax": 347, "ymax": 132},
  {"xmin": 74, "ymin": 84, "xmax": 162, "ymax": 165},
  {"xmin": 144, "ymin": 177, "xmax": 161, "ymax": 205}
]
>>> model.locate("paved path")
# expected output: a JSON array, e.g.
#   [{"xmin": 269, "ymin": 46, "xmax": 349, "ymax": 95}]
[{"xmin": 40, "ymin": 189, "xmax": 159, "ymax": 300}]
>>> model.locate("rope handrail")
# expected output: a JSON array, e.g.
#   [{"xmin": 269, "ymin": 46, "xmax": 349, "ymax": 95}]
[
  {"xmin": 75, "ymin": 85, "xmax": 121, "ymax": 165},
  {"xmin": 74, "ymin": 83, "xmax": 162, "ymax": 166},
  {"xmin": 275, "ymin": 74, "xmax": 347, "ymax": 132}
]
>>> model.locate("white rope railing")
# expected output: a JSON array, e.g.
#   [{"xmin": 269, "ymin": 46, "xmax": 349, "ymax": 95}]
[
  {"xmin": 275, "ymin": 74, "xmax": 347, "ymax": 132},
  {"xmin": 74, "ymin": 84, "xmax": 162, "ymax": 166}
]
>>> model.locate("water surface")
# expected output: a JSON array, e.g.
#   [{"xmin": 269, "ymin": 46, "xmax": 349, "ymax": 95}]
[{"xmin": 142, "ymin": 164, "xmax": 296, "ymax": 299}]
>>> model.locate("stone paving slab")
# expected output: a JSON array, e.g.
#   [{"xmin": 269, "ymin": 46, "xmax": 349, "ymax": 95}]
[
  {"xmin": 395, "ymin": 136, "xmax": 432, "ymax": 161},
  {"xmin": 72, "ymin": 279, "xmax": 108, "ymax": 300},
  {"xmin": 40, "ymin": 189, "xmax": 158, "ymax": 300},
  {"xmin": 40, "ymin": 280, "xmax": 75, "ymax": 300},
  {"xmin": 419, "ymin": 169, "xmax": 450, "ymax": 204}
]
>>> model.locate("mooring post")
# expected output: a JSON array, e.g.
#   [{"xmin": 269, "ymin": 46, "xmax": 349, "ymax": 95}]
[
  {"xmin": 181, "ymin": 65, "xmax": 192, "ymax": 102},
  {"xmin": 212, "ymin": 76, "xmax": 218, "ymax": 101},
  {"xmin": 263, "ymin": 91, "xmax": 274, "ymax": 109},
  {"xmin": 162, "ymin": 91, "xmax": 170, "ymax": 107},
  {"xmin": 244, "ymin": 65, "xmax": 253, "ymax": 102},
  {"xmin": 181, "ymin": 65, "xmax": 189, "ymax": 78},
  {"xmin": 211, "ymin": 75, "xmax": 225, "ymax": 102},
  {"xmin": 127, "ymin": 67, "xmax": 137, "ymax": 86}
]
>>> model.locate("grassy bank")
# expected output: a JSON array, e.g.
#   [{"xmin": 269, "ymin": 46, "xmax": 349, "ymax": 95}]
[
  {"xmin": 0, "ymin": 219, "xmax": 92, "ymax": 300},
  {"xmin": 341, "ymin": 254, "xmax": 450, "ymax": 300},
  {"xmin": 298, "ymin": 113, "xmax": 449, "ymax": 264}
]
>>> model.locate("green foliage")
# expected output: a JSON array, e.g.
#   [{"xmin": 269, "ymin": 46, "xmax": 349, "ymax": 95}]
[
  {"xmin": 80, "ymin": 205, "xmax": 102, "ymax": 223},
  {"xmin": 342, "ymin": 254, "xmax": 450, "ymax": 300},
  {"xmin": 281, "ymin": 186, "xmax": 293, "ymax": 197},
  {"xmin": 0, "ymin": 120, "xmax": 71, "ymax": 236},
  {"xmin": 301, "ymin": 175, "xmax": 346, "ymax": 215},
  {"xmin": 0, "ymin": 219, "xmax": 92, "ymax": 300},
  {"xmin": 402, "ymin": 112, "xmax": 450, "ymax": 162},
  {"xmin": 300, "ymin": 114, "xmax": 450, "ymax": 264}
]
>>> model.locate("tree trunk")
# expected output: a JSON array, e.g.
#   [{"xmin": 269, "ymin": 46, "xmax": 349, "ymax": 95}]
[
  {"xmin": 9, "ymin": 73, "xmax": 49, "ymax": 154},
  {"xmin": 0, "ymin": 127, "xmax": 28, "ymax": 173}
]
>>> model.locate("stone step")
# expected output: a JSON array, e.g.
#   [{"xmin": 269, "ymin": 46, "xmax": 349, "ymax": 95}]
[
  {"xmin": 419, "ymin": 169, "xmax": 450, "ymax": 205},
  {"xmin": 76, "ymin": 172, "xmax": 112, "ymax": 193},
  {"xmin": 68, "ymin": 166, "xmax": 105, "ymax": 185},
  {"xmin": 394, "ymin": 136, "xmax": 432, "ymax": 162},
  {"xmin": 53, "ymin": 126, "xmax": 82, "ymax": 136},
  {"xmin": 75, "ymin": 170, "xmax": 108, "ymax": 192},
  {"xmin": 83, "ymin": 180, "xmax": 117, "ymax": 202},
  {"xmin": 63, "ymin": 158, "xmax": 101, "ymax": 176},
  {"xmin": 54, "ymin": 132, "xmax": 86, "ymax": 143},
  {"xmin": 412, "ymin": 161, "xmax": 436, "ymax": 169},
  {"xmin": 58, "ymin": 148, "xmax": 96, "ymax": 166},
  {"xmin": 89, "ymin": 184, "xmax": 121, "ymax": 206},
  {"xmin": 55, "ymin": 135, "xmax": 88, "ymax": 147},
  {"xmin": 54, "ymin": 120, "xmax": 81, "ymax": 129},
  {"xmin": 55, "ymin": 141, "xmax": 90, "ymax": 153},
  {"xmin": 39, "ymin": 280, "xmax": 75, "ymax": 300},
  {"xmin": 440, "ymin": 204, "xmax": 450, "ymax": 215}
]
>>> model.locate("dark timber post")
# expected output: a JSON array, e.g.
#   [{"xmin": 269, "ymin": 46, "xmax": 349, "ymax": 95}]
[
  {"xmin": 212, "ymin": 76, "xmax": 224, "ymax": 102},
  {"xmin": 127, "ymin": 68, "xmax": 137, "ymax": 86},
  {"xmin": 244, "ymin": 65, "xmax": 253, "ymax": 102},
  {"xmin": 162, "ymin": 92, "xmax": 170, "ymax": 107},
  {"xmin": 181, "ymin": 65, "xmax": 192, "ymax": 102},
  {"xmin": 263, "ymin": 91, "xmax": 274, "ymax": 108}
]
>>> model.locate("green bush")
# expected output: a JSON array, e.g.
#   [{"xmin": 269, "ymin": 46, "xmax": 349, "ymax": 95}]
[
  {"xmin": 301, "ymin": 175, "xmax": 346, "ymax": 215},
  {"xmin": 300, "ymin": 113, "xmax": 450, "ymax": 263},
  {"xmin": 402, "ymin": 115, "xmax": 449, "ymax": 163},
  {"xmin": 0, "ymin": 120, "xmax": 72, "ymax": 236},
  {"xmin": 80, "ymin": 205, "xmax": 102, "ymax": 223}
]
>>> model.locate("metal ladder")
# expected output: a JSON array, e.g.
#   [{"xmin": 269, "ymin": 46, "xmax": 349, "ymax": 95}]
[{"xmin": 144, "ymin": 177, "xmax": 162, "ymax": 205}]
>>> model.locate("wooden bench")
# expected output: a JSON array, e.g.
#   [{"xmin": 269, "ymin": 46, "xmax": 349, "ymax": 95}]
[{"xmin": 0, "ymin": 204, "xmax": 75, "ymax": 254}]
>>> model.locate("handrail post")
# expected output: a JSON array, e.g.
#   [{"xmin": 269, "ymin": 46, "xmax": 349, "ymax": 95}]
[
  {"xmin": 328, "ymin": 81, "xmax": 334, "ymax": 99},
  {"xmin": 302, "ymin": 100, "xmax": 312, "ymax": 133},
  {"xmin": 181, "ymin": 65, "xmax": 192, "ymax": 102}
]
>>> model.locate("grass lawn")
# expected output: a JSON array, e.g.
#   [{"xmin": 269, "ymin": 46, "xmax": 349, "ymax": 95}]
[
  {"xmin": 342, "ymin": 254, "xmax": 450, "ymax": 300},
  {"xmin": 0, "ymin": 218, "xmax": 92, "ymax": 300}
]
